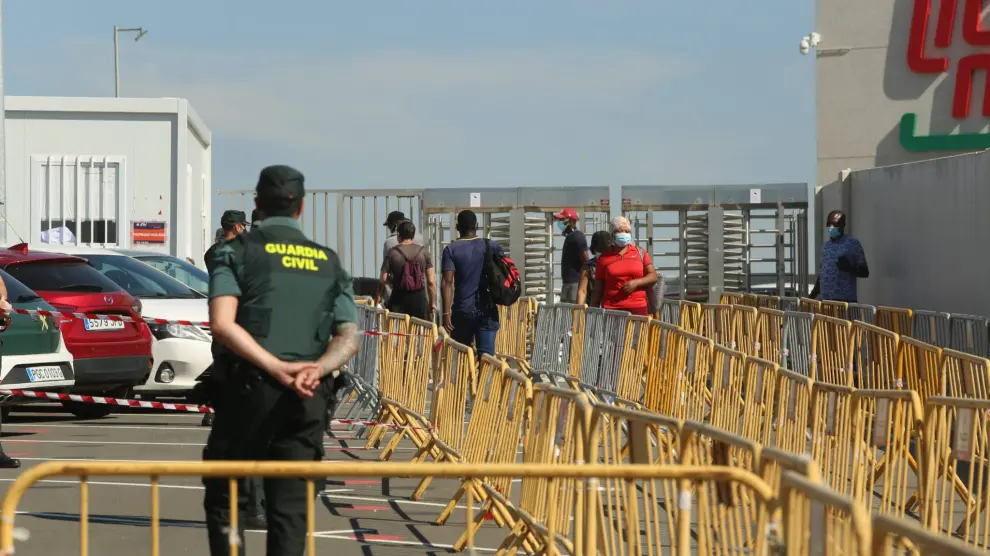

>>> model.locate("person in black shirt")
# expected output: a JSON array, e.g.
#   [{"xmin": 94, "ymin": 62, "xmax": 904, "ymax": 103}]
[
  {"xmin": 553, "ymin": 208, "xmax": 588, "ymax": 303},
  {"xmin": 577, "ymin": 231, "xmax": 612, "ymax": 306}
]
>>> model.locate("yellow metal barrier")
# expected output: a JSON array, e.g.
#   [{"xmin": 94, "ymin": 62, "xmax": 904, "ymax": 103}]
[
  {"xmin": 920, "ymin": 396, "xmax": 990, "ymax": 548},
  {"xmin": 490, "ymin": 386, "xmax": 589, "ymax": 555},
  {"xmin": 898, "ymin": 336, "xmax": 943, "ymax": 406},
  {"xmin": 708, "ymin": 344, "xmax": 747, "ymax": 436},
  {"xmin": 427, "ymin": 337, "xmax": 477, "ymax": 455},
  {"xmin": 756, "ymin": 307, "xmax": 786, "ymax": 364},
  {"xmin": 496, "ymin": 296, "xmax": 538, "ymax": 360},
  {"xmin": 679, "ymin": 300, "xmax": 703, "ymax": 333},
  {"xmin": 720, "ymin": 291, "xmax": 744, "ymax": 305},
  {"xmin": 0, "ymin": 461, "xmax": 781, "ymax": 556},
  {"xmin": 645, "ymin": 326, "xmax": 713, "ymax": 421},
  {"xmin": 367, "ymin": 316, "xmax": 437, "ymax": 456},
  {"xmin": 700, "ymin": 303, "xmax": 735, "ymax": 348},
  {"xmin": 822, "ymin": 300, "xmax": 850, "ymax": 320},
  {"xmin": 799, "ymin": 297, "xmax": 822, "ymax": 314},
  {"xmin": 410, "ymin": 355, "xmax": 531, "ymax": 518},
  {"xmin": 772, "ymin": 369, "xmax": 814, "ymax": 453},
  {"xmin": 812, "ymin": 314, "xmax": 854, "ymax": 385},
  {"xmin": 852, "ymin": 321, "xmax": 900, "ymax": 389},
  {"xmin": 733, "ymin": 304, "xmax": 760, "ymax": 356},
  {"xmin": 615, "ymin": 315, "xmax": 651, "ymax": 402},
  {"xmin": 756, "ymin": 294, "xmax": 781, "ymax": 310},
  {"xmin": 876, "ymin": 306, "xmax": 913, "ymax": 336},
  {"xmin": 871, "ymin": 514, "xmax": 984, "ymax": 555},
  {"xmin": 780, "ymin": 470, "xmax": 872, "ymax": 556},
  {"xmin": 941, "ymin": 348, "xmax": 990, "ymax": 398}
]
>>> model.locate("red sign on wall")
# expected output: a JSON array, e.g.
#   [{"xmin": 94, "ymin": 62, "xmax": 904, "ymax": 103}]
[
  {"xmin": 902, "ymin": 0, "xmax": 990, "ymax": 151},
  {"xmin": 132, "ymin": 221, "xmax": 167, "ymax": 244}
]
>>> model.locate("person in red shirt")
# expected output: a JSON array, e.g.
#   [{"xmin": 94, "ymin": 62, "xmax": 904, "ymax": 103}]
[{"xmin": 589, "ymin": 216, "xmax": 657, "ymax": 316}]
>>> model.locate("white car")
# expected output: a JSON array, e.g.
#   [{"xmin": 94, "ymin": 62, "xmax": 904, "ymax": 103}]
[{"xmin": 22, "ymin": 244, "xmax": 211, "ymax": 398}]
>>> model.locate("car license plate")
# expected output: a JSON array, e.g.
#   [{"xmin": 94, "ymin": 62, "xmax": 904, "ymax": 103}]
[
  {"xmin": 27, "ymin": 366, "xmax": 65, "ymax": 382},
  {"xmin": 84, "ymin": 319, "xmax": 125, "ymax": 331}
]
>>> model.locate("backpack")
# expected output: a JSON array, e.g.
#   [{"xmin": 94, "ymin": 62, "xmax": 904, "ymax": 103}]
[
  {"xmin": 392, "ymin": 245, "xmax": 425, "ymax": 292},
  {"xmin": 483, "ymin": 239, "xmax": 522, "ymax": 305}
]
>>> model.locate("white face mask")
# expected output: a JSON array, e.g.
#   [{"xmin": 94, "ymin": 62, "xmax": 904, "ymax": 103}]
[{"xmin": 613, "ymin": 232, "xmax": 632, "ymax": 247}]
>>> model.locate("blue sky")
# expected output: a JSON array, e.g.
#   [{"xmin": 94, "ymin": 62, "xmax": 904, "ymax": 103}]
[{"xmin": 4, "ymin": 0, "xmax": 815, "ymax": 210}]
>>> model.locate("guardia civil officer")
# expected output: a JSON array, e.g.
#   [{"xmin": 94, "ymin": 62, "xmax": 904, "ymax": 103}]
[
  {"xmin": 199, "ymin": 210, "xmax": 248, "ymax": 429},
  {"xmin": 204, "ymin": 165, "xmax": 361, "ymax": 556}
]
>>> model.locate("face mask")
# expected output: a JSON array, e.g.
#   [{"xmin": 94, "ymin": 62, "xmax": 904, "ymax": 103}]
[
  {"xmin": 827, "ymin": 226, "xmax": 841, "ymax": 240},
  {"xmin": 556, "ymin": 221, "xmax": 568, "ymax": 233},
  {"xmin": 614, "ymin": 232, "xmax": 632, "ymax": 247}
]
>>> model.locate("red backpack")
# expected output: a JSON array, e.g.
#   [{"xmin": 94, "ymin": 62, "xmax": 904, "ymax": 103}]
[{"xmin": 393, "ymin": 246, "xmax": 425, "ymax": 292}]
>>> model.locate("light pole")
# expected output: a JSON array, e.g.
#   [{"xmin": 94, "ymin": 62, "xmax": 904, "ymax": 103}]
[{"xmin": 113, "ymin": 26, "xmax": 147, "ymax": 97}]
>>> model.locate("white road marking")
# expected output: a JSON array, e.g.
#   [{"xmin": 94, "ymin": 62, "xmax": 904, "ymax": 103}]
[
  {"xmin": 311, "ymin": 532, "xmax": 497, "ymax": 552},
  {"xmin": 0, "ymin": 477, "xmax": 356, "ymax": 494},
  {"xmin": 5, "ymin": 423, "xmax": 209, "ymax": 432},
  {"xmin": 322, "ymin": 493, "xmax": 469, "ymax": 510}
]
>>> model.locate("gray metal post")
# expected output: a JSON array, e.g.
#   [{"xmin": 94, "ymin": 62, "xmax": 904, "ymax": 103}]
[
  {"xmin": 113, "ymin": 26, "xmax": 119, "ymax": 97},
  {"xmin": 708, "ymin": 206, "xmax": 724, "ymax": 304},
  {"xmin": 509, "ymin": 208, "xmax": 527, "ymax": 296},
  {"xmin": 776, "ymin": 203, "xmax": 786, "ymax": 296},
  {"xmin": 0, "ymin": 0, "xmax": 7, "ymax": 244}
]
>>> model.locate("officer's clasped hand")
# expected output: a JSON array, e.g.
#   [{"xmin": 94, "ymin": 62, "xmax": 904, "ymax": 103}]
[
  {"xmin": 836, "ymin": 256, "xmax": 853, "ymax": 272},
  {"xmin": 268, "ymin": 360, "xmax": 322, "ymax": 399}
]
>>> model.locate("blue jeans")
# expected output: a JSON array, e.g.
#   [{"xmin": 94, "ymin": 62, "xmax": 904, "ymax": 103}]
[{"xmin": 450, "ymin": 310, "xmax": 499, "ymax": 356}]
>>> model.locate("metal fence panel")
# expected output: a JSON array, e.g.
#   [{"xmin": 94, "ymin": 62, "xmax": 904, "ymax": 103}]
[
  {"xmin": 912, "ymin": 310, "xmax": 951, "ymax": 348},
  {"xmin": 949, "ymin": 313, "xmax": 990, "ymax": 358},
  {"xmin": 782, "ymin": 311, "xmax": 814, "ymax": 377}
]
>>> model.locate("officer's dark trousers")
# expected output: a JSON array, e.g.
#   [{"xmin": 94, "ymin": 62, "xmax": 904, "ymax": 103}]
[{"xmin": 203, "ymin": 371, "xmax": 328, "ymax": 556}]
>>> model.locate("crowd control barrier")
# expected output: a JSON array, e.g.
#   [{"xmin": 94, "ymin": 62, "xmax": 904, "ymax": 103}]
[{"xmin": 0, "ymin": 461, "xmax": 786, "ymax": 556}]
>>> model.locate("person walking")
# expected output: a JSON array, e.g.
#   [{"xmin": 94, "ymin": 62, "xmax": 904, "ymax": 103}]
[
  {"xmin": 377, "ymin": 211, "xmax": 424, "ymax": 307},
  {"xmin": 379, "ymin": 220, "xmax": 436, "ymax": 320},
  {"xmin": 810, "ymin": 209, "xmax": 869, "ymax": 302},
  {"xmin": 203, "ymin": 165, "xmax": 361, "ymax": 556},
  {"xmin": 589, "ymin": 216, "xmax": 657, "ymax": 316},
  {"xmin": 577, "ymin": 231, "xmax": 612, "ymax": 306},
  {"xmin": 553, "ymin": 208, "xmax": 588, "ymax": 303},
  {"xmin": 441, "ymin": 210, "xmax": 503, "ymax": 356}
]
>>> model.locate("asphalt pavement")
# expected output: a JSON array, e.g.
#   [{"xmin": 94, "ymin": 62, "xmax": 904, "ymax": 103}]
[{"xmin": 0, "ymin": 402, "xmax": 507, "ymax": 555}]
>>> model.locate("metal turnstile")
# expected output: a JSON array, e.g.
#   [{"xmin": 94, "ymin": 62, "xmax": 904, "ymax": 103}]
[{"xmin": 623, "ymin": 183, "xmax": 810, "ymax": 302}]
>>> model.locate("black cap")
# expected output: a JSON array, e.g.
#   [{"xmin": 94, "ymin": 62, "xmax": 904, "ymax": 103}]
[
  {"xmin": 220, "ymin": 210, "xmax": 248, "ymax": 228},
  {"xmin": 384, "ymin": 211, "xmax": 406, "ymax": 227},
  {"xmin": 255, "ymin": 165, "xmax": 305, "ymax": 200}
]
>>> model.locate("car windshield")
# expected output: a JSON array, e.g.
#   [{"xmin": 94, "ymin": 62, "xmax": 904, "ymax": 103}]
[
  {"xmin": 136, "ymin": 255, "xmax": 208, "ymax": 295},
  {"xmin": 0, "ymin": 269, "xmax": 43, "ymax": 303},
  {"xmin": 82, "ymin": 255, "xmax": 202, "ymax": 299},
  {"xmin": 4, "ymin": 260, "xmax": 123, "ymax": 293}
]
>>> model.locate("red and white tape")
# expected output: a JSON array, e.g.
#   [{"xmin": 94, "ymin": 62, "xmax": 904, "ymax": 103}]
[{"xmin": 0, "ymin": 389, "xmax": 434, "ymax": 431}]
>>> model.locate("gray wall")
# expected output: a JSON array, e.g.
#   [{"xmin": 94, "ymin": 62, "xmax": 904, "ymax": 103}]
[
  {"xmin": 817, "ymin": 150, "xmax": 990, "ymax": 315},
  {"xmin": 816, "ymin": 0, "xmax": 990, "ymax": 186}
]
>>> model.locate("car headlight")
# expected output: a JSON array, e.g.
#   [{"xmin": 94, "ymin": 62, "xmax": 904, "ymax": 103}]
[{"xmin": 149, "ymin": 323, "xmax": 211, "ymax": 342}]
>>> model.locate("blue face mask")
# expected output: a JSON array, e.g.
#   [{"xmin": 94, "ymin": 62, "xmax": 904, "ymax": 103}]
[
  {"xmin": 556, "ymin": 221, "xmax": 568, "ymax": 233},
  {"xmin": 827, "ymin": 226, "xmax": 842, "ymax": 240},
  {"xmin": 614, "ymin": 232, "xmax": 632, "ymax": 247}
]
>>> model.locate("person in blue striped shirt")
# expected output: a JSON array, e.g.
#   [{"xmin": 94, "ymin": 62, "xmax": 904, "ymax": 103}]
[{"xmin": 810, "ymin": 210, "xmax": 869, "ymax": 302}]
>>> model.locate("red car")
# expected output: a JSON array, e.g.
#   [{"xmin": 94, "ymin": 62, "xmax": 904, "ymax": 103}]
[{"xmin": 0, "ymin": 245, "xmax": 153, "ymax": 418}]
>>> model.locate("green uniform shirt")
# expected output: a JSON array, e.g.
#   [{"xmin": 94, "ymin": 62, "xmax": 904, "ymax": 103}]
[{"xmin": 208, "ymin": 216, "xmax": 357, "ymax": 332}]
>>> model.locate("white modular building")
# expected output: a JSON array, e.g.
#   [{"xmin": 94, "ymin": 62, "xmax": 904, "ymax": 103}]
[{"xmin": 0, "ymin": 96, "xmax": 212, "ymax": 262}]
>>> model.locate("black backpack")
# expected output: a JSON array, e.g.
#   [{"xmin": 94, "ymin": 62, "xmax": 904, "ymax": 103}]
[{"xmin": 483, "ymin": 239, "xmax": 521, "ymax": 306}]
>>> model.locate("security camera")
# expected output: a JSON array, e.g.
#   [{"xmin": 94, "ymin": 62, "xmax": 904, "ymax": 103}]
[
  {"xmin": 799, "ymin": 37, "xmax": 810, "ymax": 54},
  {"xmin": 810, "ymin": 32, "xmax": 821, "ymax": 47}
]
